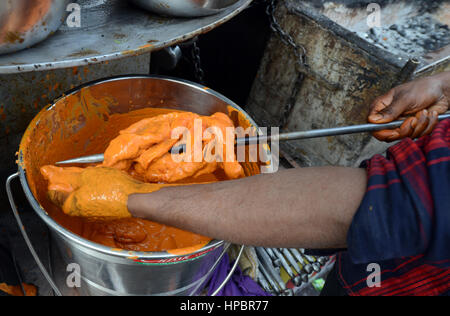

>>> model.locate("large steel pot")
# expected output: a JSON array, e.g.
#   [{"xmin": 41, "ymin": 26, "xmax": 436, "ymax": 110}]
[
  {"xmin": 6, "ymin": 76, "xmax": 264, "ymax": 296},
  {"xmin": 0, "ymin": 0, "xmax": 70, "ymax": 55}
]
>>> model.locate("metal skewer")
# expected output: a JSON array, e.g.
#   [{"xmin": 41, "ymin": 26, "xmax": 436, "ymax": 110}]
[
  {"xmin": 281, "ymin": 248, "xmax": 302, "ymax": 275},
  {"xmin": 56, "ymin": 113, "xmax": 450, "ymax": 165},
  {"xmin": 241, "ymin": 112, "xmax": 450, "ymax": 146}
]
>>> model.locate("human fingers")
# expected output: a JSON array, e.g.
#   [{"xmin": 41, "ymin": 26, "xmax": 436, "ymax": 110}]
[
  {"xmin": 410, "ymin": 110, "xmax": 430, "ymax": 139},
  {"xmin": 372, "ymin": 116, "xmax": 416, "ymax": 142},
  {"xmin": 420, "ymin": 110, "xmax": 439, "ymax": 137}
]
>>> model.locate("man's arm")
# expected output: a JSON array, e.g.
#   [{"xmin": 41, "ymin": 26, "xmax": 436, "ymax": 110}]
[
  {"xmin": 128, "ymin": 72, "xmax": 450, "ymax": 251},
  {"xmin": 128, "ymin": 167, "xmax": 367, "ymax": 249},
  {"xmin": 53, "ymin": 72, "xmax": 449, "ymax": 259}
]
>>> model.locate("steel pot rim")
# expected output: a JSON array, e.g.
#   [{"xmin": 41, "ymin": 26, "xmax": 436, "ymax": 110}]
[{"xmin": 17, "ymin": 75, "xmax": 261, "ymax": 261}]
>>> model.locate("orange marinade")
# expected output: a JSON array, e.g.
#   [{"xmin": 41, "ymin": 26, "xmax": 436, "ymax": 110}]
[
  {"xmin": 40, "ymin": 110, "xmax": 246, "ymax": 252},
  {"xmin": 0, "ymin": 283, "xmax": 37, "ymax": 297}
]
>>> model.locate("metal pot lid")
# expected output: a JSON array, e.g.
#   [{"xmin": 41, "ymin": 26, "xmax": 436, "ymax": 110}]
[{"xmin": 0, "ymin": 0, "xmax": 252, "ymax": 74}]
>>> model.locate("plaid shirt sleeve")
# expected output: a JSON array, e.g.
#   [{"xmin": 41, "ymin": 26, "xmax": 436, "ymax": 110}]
[{"xmin": 346, "ymin": 119, "xmax": 450, "ymax": 265}]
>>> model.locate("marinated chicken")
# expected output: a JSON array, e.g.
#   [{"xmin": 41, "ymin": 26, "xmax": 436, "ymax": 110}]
[
  {"xmin": 40, "ymin": 165, "xmax": 163, "ymax": 220},
  {"xmin": 103, "ymin": 111, "xmax": 244, "ymax": 183},
  {"xmin": 41, "ymin": 111, "xmax": 243, "ymax": 219}
]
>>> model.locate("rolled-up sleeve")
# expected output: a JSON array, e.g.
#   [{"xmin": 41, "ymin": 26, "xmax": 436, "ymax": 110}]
[{"xmin": 347, "ymin": 119, "xmax": 450, "ymax": 265}]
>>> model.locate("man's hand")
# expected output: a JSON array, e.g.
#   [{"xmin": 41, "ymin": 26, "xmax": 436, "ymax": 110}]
[{"xmin": 369, "ymin": 72, "xmax": 450, "ymax": 142}]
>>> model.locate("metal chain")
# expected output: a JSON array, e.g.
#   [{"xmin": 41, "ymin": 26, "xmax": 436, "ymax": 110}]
[
  {"xmin": 265, "ymin": 0, "xmax": 308, "ymax": 129},
  {"xmin": 266, "ymin": 0, "xmax": 308, "ymax": 68},
  {"xmin": 191, "ymin": 38, "xmax": 205, "ymax": 85}
]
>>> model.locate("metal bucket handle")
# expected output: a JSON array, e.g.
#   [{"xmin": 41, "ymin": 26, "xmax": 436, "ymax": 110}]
[
  {"xmin": 6, "ymin": 172, "xmax": 243, "ymax": 296},
  {"xmin": 6, "ymin": 173, "xmax": 62, "ymax": 296}
]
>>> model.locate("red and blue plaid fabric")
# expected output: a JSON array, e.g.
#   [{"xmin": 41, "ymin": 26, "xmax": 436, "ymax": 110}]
[{"xmin": 337, "ymin": 119, "xmax": 450, "ymax": 296}]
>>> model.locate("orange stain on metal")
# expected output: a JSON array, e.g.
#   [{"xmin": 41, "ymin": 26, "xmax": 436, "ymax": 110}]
[
  {"xmin": 138, "ymin": 43, "xmax": 153, "ymax": 50},
  {"xmin": 167, "ymin": 242, "xmax": 210, "ymax": 256},
  {"xmin": 121, "ymin": 49, "xmax": 137, "ymax": 56},
  {"xmin": 0, "ymin": 283, "xmax": 37, "ymax": 297}
]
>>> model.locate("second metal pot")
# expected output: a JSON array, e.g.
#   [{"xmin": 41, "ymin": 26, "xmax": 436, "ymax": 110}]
[
  {"xmin": 0, "ymin": 0, "xmax": 70, "ymax": 55},
  {"xmin": 129, "ymin": 0, "xmax": 239, "ymax": 17}
]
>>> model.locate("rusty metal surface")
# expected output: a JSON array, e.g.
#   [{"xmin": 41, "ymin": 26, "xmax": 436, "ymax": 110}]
[
  {"xmin": 0, "ymin": 54, "xmax": 150, "ymax": 170},
  {"xmin": 247, "ymin": 0, "xmax": 408, "ymax": 167},
  {"xmin": 414, "ymin": 45, "xmax": 450, "ymax": 78},
  {"xmin": 0, "ymin": 0, "xmax": 252, "ymax": 74},
  {"xmin": 248, "ymin": 0, "xmax": 449, "ymax": 168}
]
